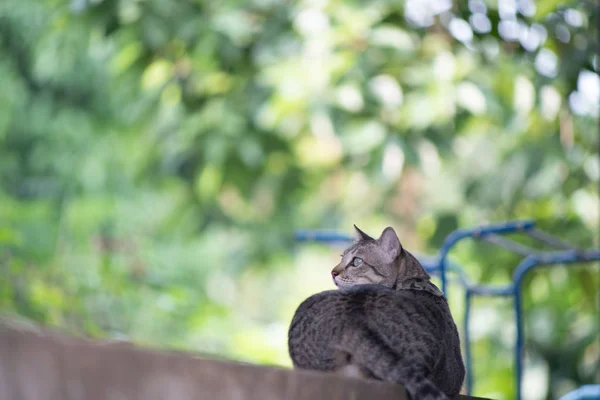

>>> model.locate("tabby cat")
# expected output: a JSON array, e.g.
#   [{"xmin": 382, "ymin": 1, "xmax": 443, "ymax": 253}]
[{"xmin": 288, "ymin": 225, "xmax": 465, "ymax": 400}]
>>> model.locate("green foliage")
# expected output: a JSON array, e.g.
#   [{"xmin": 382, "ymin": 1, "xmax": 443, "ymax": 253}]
[{"xmin": 0, "ymin": 0, "xmax": 598, "ymax": 399}]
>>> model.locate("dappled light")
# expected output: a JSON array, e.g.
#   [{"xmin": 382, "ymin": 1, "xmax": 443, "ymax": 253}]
[{"xmin": 0, "ymin": 0, "xmax": 598, "ymax": 399}]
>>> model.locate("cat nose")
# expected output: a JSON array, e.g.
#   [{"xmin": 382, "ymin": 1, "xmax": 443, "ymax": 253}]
[{"xmin": 331, "ymin": 270, "xmax": 339, "ymax": 278}]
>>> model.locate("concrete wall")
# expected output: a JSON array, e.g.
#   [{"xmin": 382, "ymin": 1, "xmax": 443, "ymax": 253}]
[{"xmin": 0, "ymin": 318, "xmax": 489, "ymax": 400}]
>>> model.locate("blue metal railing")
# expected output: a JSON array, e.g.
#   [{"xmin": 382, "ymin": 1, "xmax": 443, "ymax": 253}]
[
  {"xmin": 294, "ymin": 220, "xmax": 600, "ymax": 400},
  {"xmin": 558, "ymin": 385, "xmax": 600, "ymax": 400},
  {"xmin": 438, "ymin": 220, "xmax": 536, "ymax": 296}
]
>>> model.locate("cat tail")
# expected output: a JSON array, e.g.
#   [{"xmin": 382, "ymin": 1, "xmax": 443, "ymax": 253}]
[{"xmin": 334, "ymin": 330, "xmax": 449, "ymax": 400}]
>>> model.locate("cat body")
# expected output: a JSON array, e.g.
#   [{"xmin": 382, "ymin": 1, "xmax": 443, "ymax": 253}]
[{"xmin": 288, "ymin": 226, "xmax": 465, "ymax": 400}]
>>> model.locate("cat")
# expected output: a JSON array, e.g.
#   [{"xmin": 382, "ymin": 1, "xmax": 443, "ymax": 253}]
[{"xmin": 288, "ymin": 225, "xmax": 465, "ymax": 400}]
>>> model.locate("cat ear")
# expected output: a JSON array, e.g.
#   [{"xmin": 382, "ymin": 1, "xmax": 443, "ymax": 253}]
[
  {"xmin": 354, "ymin": 225, "xmax": 374, "ymax": 241},
  {"xmin": 376, "ymin": 227, "xmax": 402, "ymax": 259}
]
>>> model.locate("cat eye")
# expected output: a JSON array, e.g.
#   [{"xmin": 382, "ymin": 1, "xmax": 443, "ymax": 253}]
[{"xmin": 353, "ymin": 257, "xmax": 363, "ymax": 266}]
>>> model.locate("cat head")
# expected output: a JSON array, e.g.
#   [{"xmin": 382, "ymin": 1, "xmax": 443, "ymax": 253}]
[{"xmin": 331, "ymin": 225, "xmax": 430, "ymax": 290}]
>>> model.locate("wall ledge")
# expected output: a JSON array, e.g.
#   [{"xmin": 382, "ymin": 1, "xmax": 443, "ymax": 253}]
[{"xmin": 0, "ymin": 317, "xmax": 490, "ymax": 400}]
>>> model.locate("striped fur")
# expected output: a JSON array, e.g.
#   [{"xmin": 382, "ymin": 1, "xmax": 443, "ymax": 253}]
[{"xmin": 288, "ymin": 226, "xmax": 465, "ymax": 399}]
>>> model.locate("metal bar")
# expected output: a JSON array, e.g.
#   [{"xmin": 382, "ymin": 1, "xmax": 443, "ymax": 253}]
[
  {"xmin": 466, "ymin": 284, "xmax": 514, "ymax": 296},
  {"xmin": 294, "ymin": 230, "xmax": 353, "ymax": 243},
  {"xmin": 524, "ymin": 249, "xmax": 600, "ymax": 267},
  {"xmin": 558, "ymin": 384, "xmax": 600, "ymax": 400},
  {"xmin": 483, "ymin": 235, "xmax": 539, "ymax": 257},
  {"xmin": 515, "ymin": 271, "xmax": 526, "ymax": 400},
  {"xmin": 527, "ymin": 229, "xmax": 577, "ymax": 251},
  {"xmin": 464, "ymin": 289, "xmax": 473, "ymax": 396},
  {"xmin": 438, "ymin": 220, "xmax": 535, "ymax": 296},
  {"xmin": 512, "ymin": 250, "xmax": 600, "ymax": 400}
]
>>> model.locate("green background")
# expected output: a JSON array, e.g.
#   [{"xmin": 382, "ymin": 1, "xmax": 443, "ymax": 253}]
[{"xmin": 0, "ymin": 0, "xmax": 598, "ymax": 399}]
